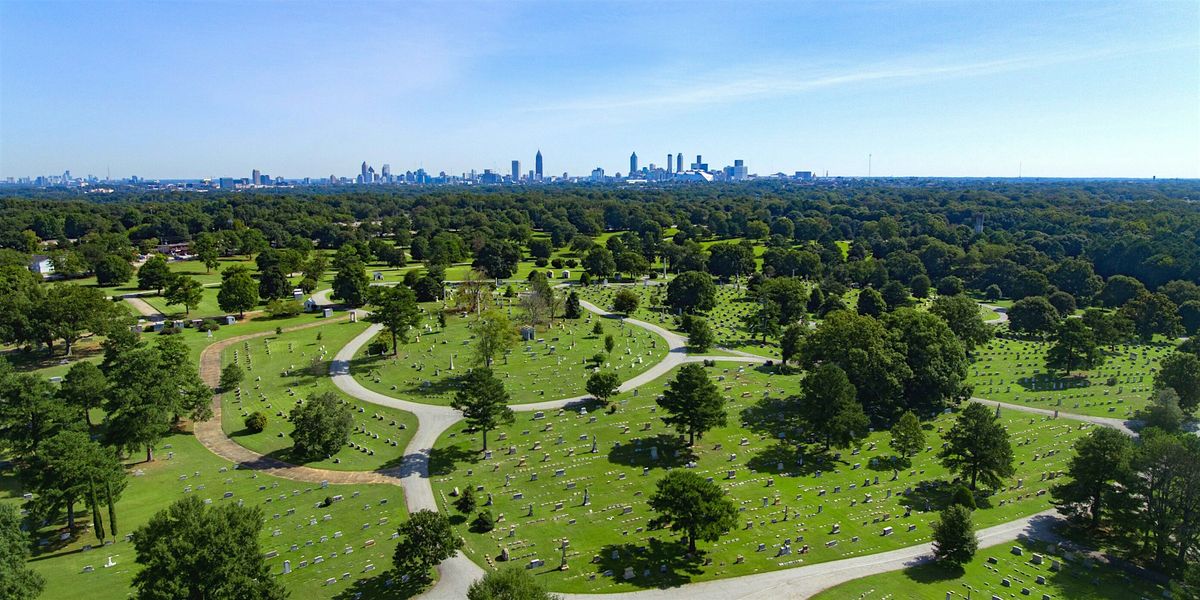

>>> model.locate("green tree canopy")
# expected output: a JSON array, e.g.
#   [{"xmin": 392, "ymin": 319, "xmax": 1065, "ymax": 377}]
[
  {"xmin": 1052, "ymin": 427, "xmax": 1132, "ymax": 528},
  {"xmin": 392, "ymin": 509, "xmax": 463, "ymax": 584},
  {"xmin": 163, "ymin": 274, "xmax": 204, "ymax": 315},
  {"xmin": 366, "ymin": 285, "xmax": 421, "ymax": 355},
  {"xmin": 0, "ymin": 503, "xmax": 44, "ymax": 600},
  {"xmin": 647, "ymin": 470, "xmax": 738, "ymax": 553},
  {"xmin": 666, "ymin": 271, "xmax": 717, "ymax": 314},
  {"xmin": 451, "ymin": 367, "xmax": 514, "ymax": 452},
  {"xmin": 217, "ymin": 265, "xmax": 258, "ymax": 318},
  {"xmin": 288, "ymin": 391, "xmax": 352, "ymax": 461},
  {"xmin": 1154, "ymin": 352, "xmax": 1200, "ymax": 413},
  {"xmin": 137, "ymin": 255, "xmax": 173, "ymax": 293},
  {"xmin": 1046, "ymin": 318, "xmax": 1103, "ymax": 374},
  {"xmin": 938, "ymin": 403, "xmax": 1016, "ymax": 490},
  {"xmin": 931, "ymin": 504, "xmax": 978, "ymax": 567},
  {"xmin": 657, "ymin": 364, "xmax": 725, "ymax": 446},
  {"xmin": 132, "ymin": 496, "xmax": 285, "ymax": 600},
  {"xmin": 794, "ymin": 363, "xmax": 868, "ymax": 451}
]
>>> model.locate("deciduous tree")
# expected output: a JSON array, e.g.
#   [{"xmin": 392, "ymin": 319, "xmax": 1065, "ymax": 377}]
[
  {"xmin": 131, "ymin": 496, "xmax": 285, "ymax": 600},
  {"xmin": 451, "ymin": 367, "xmax": 514, "ymax": 452},
  {"xmin": 647, "ymin": 470, "xmax": 737, "ymax": 553},
  {"xmin": 938, "ymin": 403, "xmax": 1015, "ymax": 490},
  {"xmin": 657, "ymin": 364, "xmax": 725, "ymax": 446},
  {"xmin": 288, "ymin": 391, "xmax": 352, "ymax": 461}
]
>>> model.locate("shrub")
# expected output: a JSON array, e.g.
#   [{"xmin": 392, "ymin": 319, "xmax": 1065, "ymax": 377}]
[
  {"xmin": 159, "ymin": 325, "xmax": 182, "ymax": 335},
  {"xmin": 565, "ymin": 259, "xmax": 578, "ymax": 269},
  {"xmin": 471, "ymin": 510, "xmax": 495, "ymax": 533},
  {"xmin": 265, "ymin": 298, "xmax": 303, "ymax": 318},
  {"xmin": 950, "ymin": 485, "xmax": 976, "ymax": 510},
  {"xmin": 534, "ymin": 257, "xmax": 549, "ymax": 267},
  {"xmin": 198, "ymin": 319, "xmax": 221, "ymax": 332},
  {"xmin": 244, "ymin": 411, "xmax": 267, "ymax": 433},
  {"xmin": 368, "ymin": 335, "xmax": 392, "ymax": 356},
  {"xmin": 219, "ymin": 362, "xmax": 244, "ymax": 391},
  {"xmin": 551, "ymin": 258, "xmax": 564, "ymax": 269}
]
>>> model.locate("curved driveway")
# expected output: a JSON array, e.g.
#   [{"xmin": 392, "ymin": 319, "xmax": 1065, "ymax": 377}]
[{"xmin": 193, "ymin": 296, "xmax": 1094, "ymax": 599}]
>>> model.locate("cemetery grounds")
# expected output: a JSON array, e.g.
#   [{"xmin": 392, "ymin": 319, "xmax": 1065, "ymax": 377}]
[
  {"xmin": 810, "ymin": 537, "xmax": 1165, "ymax": 600},
  {"xmin": 349, "ymin": 303, "xmax": 668, "ymax": 406},
  {"xmin": 430, "ymin": 360, "xmax": 1093, "ymax": 593}
]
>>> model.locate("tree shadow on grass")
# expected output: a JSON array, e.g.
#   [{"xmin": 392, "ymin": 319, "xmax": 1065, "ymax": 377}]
[
  {"xmin": 896, "ymin": 480, "xmax": 994, "ymax": 512},
  {"xmin": 428, "ymin": 442, "xmax": 479, "ymax": 476},
  {"xmin": 606, "ymin": 434, "xmax": 692, "ymax": 470},
  {"xmin": 594, "ymin": 538, "xmax": 706, "ymax": 589},
  {"xmin": 739, "ymin": 396, "xmax": 801, "ymax": 441},
  {"xmin": 900, "ymin": 557, "xmax": 962, "ymax": 584},
  {"xmin": 330, "ymin": 568, "xmax": 426, "ymax": 600}
]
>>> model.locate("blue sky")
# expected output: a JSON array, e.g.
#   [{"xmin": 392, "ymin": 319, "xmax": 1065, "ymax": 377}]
[{"xmin": 1, "ymin": 0, "xmax": 1197, "ymax": 179}]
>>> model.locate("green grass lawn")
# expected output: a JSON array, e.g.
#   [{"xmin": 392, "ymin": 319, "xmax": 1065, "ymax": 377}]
[
  {"xmin": 2, "ymin": 431, "xmax": 411, "ymax": 600},
  {"xmin": 219, "ymin": 319, "xmax": 417, "ymax": 471},
  {"xmin": 968, "ymin": 334, "xmax": 1172, "ymax": 419},
  {"xmin": 810, "ymin": 538, "xmax": 1163, "ymax": 600},
  {"xmin": 139, "ymin": 285, "xmax": 225, "ymax": 319},
  {"xmin": 349, "ymin": 305, "xmax": 668, "ymax": 406},
  {"xmin": 430, "ymin": 361, "xmax": 1091, "ymax": 593},
  {"xmin": 578, "ymin": 282, "xmax": 793, "ymax": 358}
]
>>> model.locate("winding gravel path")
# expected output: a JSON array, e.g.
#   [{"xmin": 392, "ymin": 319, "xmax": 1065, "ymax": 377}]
[{"xmin": 190, "ymin": 296, "xmax": 1086, "ymax": 598}]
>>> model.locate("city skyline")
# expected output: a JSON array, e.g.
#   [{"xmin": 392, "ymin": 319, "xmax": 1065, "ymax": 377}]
[{"xmin": 1, "ymin": 1, "xmax": 1198, "ymax": 179}]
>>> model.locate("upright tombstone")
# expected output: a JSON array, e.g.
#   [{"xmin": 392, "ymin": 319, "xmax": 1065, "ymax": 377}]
[{"xmin": 323, "ymin": 308, "xmax": 334, "ymax": 319}]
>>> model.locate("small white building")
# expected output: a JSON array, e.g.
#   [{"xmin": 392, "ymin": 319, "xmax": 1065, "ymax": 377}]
[{"xmin": 29, "ymin": 255, "xmax": 54, "ymax": 277}]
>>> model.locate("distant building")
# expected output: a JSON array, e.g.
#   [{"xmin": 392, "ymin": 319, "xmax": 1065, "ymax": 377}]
[
  {"xmin": 251, "ymin": 169, "xmax": 260, "ymax": 186},
  {"xmin": 590, "ymin": 167, "xmax": 605, "ymax": 182},
  {"xmin": 155, "ymin": 242, "xmax": 192, "ymax": 257},
  {"xmin": 218, "ymin": 177, "xmax": 237, "ymax": 189},
  {"xmin": 666, "ymin": 153, "xmax": 673, "ymax": 174},
  {"xmin": 794, "ymin": 171, "xmax": 814, "ymax": 180},
  {"xmin": 480, "ymin": 169, "xmax": 501, "ymax": 184},
  {"xmin": 29, "ymin": 255, "xmax": 54, "ymax": 277},
  {"xmin": 676, "ymin": 153, "xmax": 683, "ymax": 173},
  {"xmin": 731, "ymin": 159, "xmax": 748, "ymax": 181},
  {"xmin": 511, "ymin": 160, "xmax": 521, "ymax": 181},
  {"xmin": 535, "ymin": 150, "xmax": 543, "ymax": 180},
  {"xmin": 690, "ymin": 155, "xmax": 708, "ymax": 171},
  {"xmin": 629, "ymin": 152, "xmax": 638, "ymax": 175}
]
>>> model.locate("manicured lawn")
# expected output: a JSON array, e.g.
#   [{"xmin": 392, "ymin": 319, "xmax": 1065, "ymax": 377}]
[
  {"xmin": 968, "ymin": 334, "xmax": 1172, "ymax": 419},
  {"xmin": 349, "ymin": 305, "xmax": 667, "ymax": 406},
  {"xmin": 810, "ymin": 538, "xmax": 1163, "ymax": 599},
  {"xmin": 219, "ymin": 319, "xmax": 417, "ymax": 471},
  {"xmin": 430, "ymin": 362, "xmax": 1090, "ymax": 593},
  {"xmin": 578, "ymin": 282, "xmax": 794, "ymax": 358},
  {"xmin": 139, "ymin": 285, "xmax": 225, "ymax": 319},
  {"xmin": 1, "ymin": 431, "xmax": 410, "ymax": 600}
]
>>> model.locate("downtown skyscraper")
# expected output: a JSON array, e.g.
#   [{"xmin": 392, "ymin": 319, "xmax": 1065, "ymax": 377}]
[{"xmin": 535, "ymin": 150, "xmax": 543, "ymax": 180}]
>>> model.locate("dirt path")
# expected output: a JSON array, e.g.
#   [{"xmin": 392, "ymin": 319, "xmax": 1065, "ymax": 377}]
[{"xmin": 191, "ymin": 316, "xmax": 400, "ymax": 484}]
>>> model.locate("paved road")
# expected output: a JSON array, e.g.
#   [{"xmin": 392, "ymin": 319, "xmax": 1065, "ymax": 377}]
[
  {"xmin": 969, "ymin": 397, "xmax": 1138, "ymax": 436},
  {"xmin": 122, "ymin": 293, "xmax": 164, "ymax": 319},
  {"xmin": 558, "ymin": 510, "xmax": 1060, "ymax": 600},
  {"xmin": 190, "ymin": 293, "xmax": 1088, "ymax": 599}
]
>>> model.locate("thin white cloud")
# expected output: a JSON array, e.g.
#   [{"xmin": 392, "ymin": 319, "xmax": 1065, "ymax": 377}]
[{"xmin": 534, "ymin": 41, "xmax": 1196, "ymax": 114}]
